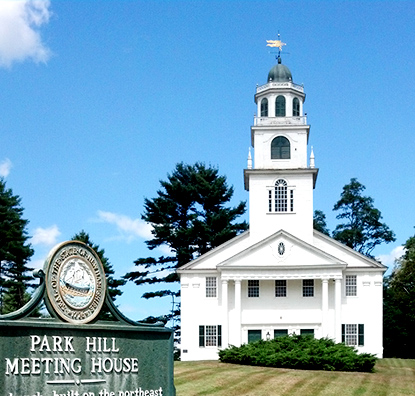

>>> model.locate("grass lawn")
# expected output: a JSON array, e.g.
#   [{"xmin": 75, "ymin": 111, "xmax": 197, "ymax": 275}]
[{"xmin": 174, "ymin": 358, "xmax": 415, "ymax": 395}]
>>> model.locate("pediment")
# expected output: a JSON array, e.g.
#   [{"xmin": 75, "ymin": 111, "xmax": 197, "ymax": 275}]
[{"xmin": 217, "ymin": 230, "xmax": 346, "ymax": 269}]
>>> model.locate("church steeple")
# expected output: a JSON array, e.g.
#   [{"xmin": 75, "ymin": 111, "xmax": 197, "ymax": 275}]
[{"xmin": 244, "ymin": 40, "xmax": 318, "ymax": 243}]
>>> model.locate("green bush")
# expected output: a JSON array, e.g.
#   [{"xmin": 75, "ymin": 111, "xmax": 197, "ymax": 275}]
[{"xmin": 218, "ymin": 335, "xmax": 377, "ymax": 372}]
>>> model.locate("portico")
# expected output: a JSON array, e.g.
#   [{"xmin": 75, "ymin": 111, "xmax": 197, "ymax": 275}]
[{"xmin": 219, "ymin": 268, "xmax": 344, "ymax": 347}]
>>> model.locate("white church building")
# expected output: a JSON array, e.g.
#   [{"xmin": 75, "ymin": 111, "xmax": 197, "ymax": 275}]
[{"xmin": 178, "ymin": 51, "xmax": 385, "ymax": 361}]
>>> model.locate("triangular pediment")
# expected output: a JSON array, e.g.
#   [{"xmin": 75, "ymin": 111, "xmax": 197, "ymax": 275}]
[
  {"xmin": 217, "ymin": 229, "xmax": 346, "ymax": 269},
  {"xmin": 178, "ymin": 229, "xmax": 386, "ymax": 274}
]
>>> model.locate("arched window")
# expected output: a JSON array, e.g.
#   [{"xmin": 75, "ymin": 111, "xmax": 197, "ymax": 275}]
[
  {"xmin": 268, "ymin": 179, "xmax": 295, "ymax": 213},
  {"xmin": 274, "ymin": 179, "xmax": 288, "ymax": 212},
  {"xmin": 293, "ymin": 97, "xmax": 300, "ymax": 116},
  {"xmin": 271, "ymin": 136, "xmax": 290, "ymax": 159},
  {"xmin": 275, "ymin": 95, "xmax": 286, "ymax": 117},
  {"xmin": 260, "ymin": 98, "xmax": 268, "ymax": 117}
]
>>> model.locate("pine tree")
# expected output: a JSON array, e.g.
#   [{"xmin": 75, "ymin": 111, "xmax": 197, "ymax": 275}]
[
  {"xmin": 72, "ymin": 230, "xmax": 126, "ymax": 320},
  {"xmin": 383, "ymin": 232, "xmax": 415, "ymax": 358},
  {"xmin": 0, "ymin": 178, "xmax": 34, "ymax": 314},
  {"xmin": 332, "ymin": 178, "xmax": 395, "ymax": 257},
  {"xmin": 124, "ymin": 162, "xmax": 247, "ymax": 320},
  {"xmin": 313, "ymin": 210, "xmax": 330, "ymax": 236}
]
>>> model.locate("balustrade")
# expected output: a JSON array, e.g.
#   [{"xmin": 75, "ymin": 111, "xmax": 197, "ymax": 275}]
[{"xmin": 254, "ymin": 116, "xmax": 307, "ymax": 126}]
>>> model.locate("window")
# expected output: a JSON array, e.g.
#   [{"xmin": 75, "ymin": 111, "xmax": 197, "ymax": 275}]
[
  {"xmin": 248, "ymin": 330, "xmax": 262, "ymax": 344},
  {"xmin": 275, "ymin": 280, "xmax": 287, "ymax": 297},
  {"xmin": 300, "ymin": 329, "xmax": 314, "ymax": 338},
  {"xmin": 260, "ymin": 98, "xmax": 268, "ymax": 116},
  {"xmin": 199, "ymin": 325, "xmax": 222, "ymax": 347},
  {"xmin": 274, "ymin": 179, "xmax": 287, "ymax": 212},
  {"xmin": 303, "ymin": 279, "xmax": 314, "ymax": 297},
  {"xmin": 271, "ymin": 136, "xmax": 290, "ymax": 159},
  {"xmin": 342, "ymin": 324, "xmax": 364, "ymax": 346},
  {"xmin": 268, "ymin": 179, "xmax": 295, "ymax": 213},
  {"xmin": 206, "ymin": 277, "xmax": 217, "ymax": 298},
  {"xmin": 275, "ymin": 95, "xmax": 286, "ymax": 117},
  {"xmin": 248, "ymin": 280, "xmax": 259, "ymax": 297},
  {"xmin": 274, "ymin": 329, "xmax": 288, "ymax": 338},
  {"xmin": 290, "ymin": 190, "xmax": 294, "ymax": 212},
  {"xmin": 345, "ymin": 275, "xmax": 357, "ymax": 297},
  {"xmin": 293, "ymin": 97, "xmax": 300, "ymax": 116}
]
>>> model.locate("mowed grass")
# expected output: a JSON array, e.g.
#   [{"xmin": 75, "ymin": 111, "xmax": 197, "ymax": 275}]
[{"xmin": 174, "ymin": 358, "xmax": 415, "ymax": 396}]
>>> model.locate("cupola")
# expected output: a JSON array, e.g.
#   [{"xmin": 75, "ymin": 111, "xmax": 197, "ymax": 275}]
[{"xmin": 267, "ymin": 56, "xmax": 292, "ymax": 82}]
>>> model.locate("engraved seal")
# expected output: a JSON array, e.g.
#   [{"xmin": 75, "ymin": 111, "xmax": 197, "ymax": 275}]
[{"xmin": 44, "ymin": 241, "xmax": 106, "ymax": 324}]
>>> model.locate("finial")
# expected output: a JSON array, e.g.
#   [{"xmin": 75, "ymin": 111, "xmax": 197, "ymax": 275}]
[
  {"xmin": 310, "ymin": 146, "xmax": 315, "ymax": 169},
  {"xmin": 247, "ymin": 147, "xmax": 253, "ymax": 169},
  {"xmin": 266, "ymin": 33, "xmax": 286, "ymax": 62}
]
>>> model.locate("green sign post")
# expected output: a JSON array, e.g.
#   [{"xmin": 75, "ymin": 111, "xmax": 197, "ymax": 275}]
[{"xmin": 0, "ymin": 241, "xmax": 175, "ymax": 396}]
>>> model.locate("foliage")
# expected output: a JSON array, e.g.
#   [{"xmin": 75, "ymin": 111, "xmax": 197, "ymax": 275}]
[
  {"xmin": 383, "ymin": 232, "xmax": 415, "ymax": 358},
  {"xmin": 218, "ymin": 334, "xmax": 377, "ymax": 372},
  {"xmin": 124, "ymin": 162, "xmax": 247, "ymax": 311},
  {"xmin": 332, "ymin": 178, "xmax": 395, "ymax": 257},
  {"xmin": 72, "ymin": 230, "xmax": 126, "ymax": 320},
  {"xmin": 0, "ymin": 178, "xmax": 34, "ymax": 314},
  {"xmin": 313, "ymin": 210, "xmax": 330, "ymax": 236}
]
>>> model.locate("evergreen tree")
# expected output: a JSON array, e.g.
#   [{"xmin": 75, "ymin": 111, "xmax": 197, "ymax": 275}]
[
  {"xmin": 313, "ymin": 210, "xmax": 330, "ymax": 236},
  {"xmin": 72, "ymin": 230, "xmax": 126, "ymax": 320},
  {"xmin": 383, "ymin": 232, "xmax": 415, "ymax": 358},
  {"xmin": 124, "ymin": 162, "xmax": 247, "ymax": 317},
  {"xmin": 0, "ymin": 178, "xmax": 34, "ymax": 314},
  {"xmin": 332, "ymin": 178, "xmax": 395, "ymax": 257}
]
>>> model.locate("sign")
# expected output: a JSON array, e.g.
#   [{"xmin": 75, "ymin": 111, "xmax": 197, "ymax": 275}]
[
  {"xmin": 0, "ymin": 320, "xmax": 174, "ymax": 396},
  {"xmin": 0, "ymin": 241, "xmax": 175, "ymax": 396}
]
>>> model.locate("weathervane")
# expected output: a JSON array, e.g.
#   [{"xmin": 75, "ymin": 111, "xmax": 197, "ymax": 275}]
[{"xmin": 266, "ymin": 33, "xmax": 287, "ymax": 61}]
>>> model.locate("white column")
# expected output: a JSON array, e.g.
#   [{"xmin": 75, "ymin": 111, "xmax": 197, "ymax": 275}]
[
  {"xmin": 321, "ymin": 278, "xmax": 329, "ymax": 337},
  {"xmin": 221, "ymin": 279, "xmax": 229, "ymax": 348},
  {"xmin": 335, "ymin": 278, "xmax": 342, "ymax": 343},
  {"xmin": 234, "ymin": 279, "xmax": 242, "ymax": 346}
]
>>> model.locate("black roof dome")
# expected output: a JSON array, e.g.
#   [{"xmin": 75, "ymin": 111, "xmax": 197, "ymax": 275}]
[{"xmin": 267, "ymin": 57, "xmax": 292, "ymax": 82}]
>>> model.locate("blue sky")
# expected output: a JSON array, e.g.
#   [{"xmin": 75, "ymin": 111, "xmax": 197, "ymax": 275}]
[{"xmin": 1, "ymin": 0, "xmax": 415, "ymax": 321}]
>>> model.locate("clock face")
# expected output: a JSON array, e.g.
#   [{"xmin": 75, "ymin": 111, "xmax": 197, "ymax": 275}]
[{"xmin": 44, "ymin": 241, "xmax": 106, "ymax": 324}]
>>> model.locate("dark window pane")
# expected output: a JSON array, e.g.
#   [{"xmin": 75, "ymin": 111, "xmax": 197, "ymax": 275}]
[
  {"xmin": 248, "ymin": 330, "xmax": 262, "ymax": 343},
  {"xmin": 261, "ymin": 98, "xmax": 268, "ymax": 116},
  {"xmin": 300, "ymin": 329, "xmax": 314, "ymax": 338},
  {"xmin": 276, "ymin": 95, "xmax": 286, "ymax": 117},
  {"xmin": 293, "ymin": 97, "xmax": 300, "ymax": 116},
  {"xmin": 271, "ymin": 136, "xmax": 290, "ymax": 159},
  {"xmin": 274, "ymin": 329, "xmax": 288, "ymax": 338}
]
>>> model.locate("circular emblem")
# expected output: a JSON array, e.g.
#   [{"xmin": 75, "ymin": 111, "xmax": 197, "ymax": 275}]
[{"xmin": 44, "ymin": 241, "xmax": 106, "ymax": 324}]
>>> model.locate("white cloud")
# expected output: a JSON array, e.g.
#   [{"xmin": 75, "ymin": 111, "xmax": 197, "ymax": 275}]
[
  {"xmin": 0, "ymin": 0, "xmax": 52, "ymax": 68},
  {"xmin": 97, "ymin": 211, "xmax": 153, "ymax": 242},
  {"xmin": 31, "ymin": 224, "xmax": 61, "ymax": 246},
  {"xmin": 376, "ymin": 245, "xmax": 405, "ymax": 269},
  {"xmin": 0, "ymin": 158, "xmax": 12, "ymax": 177},
  {"xmin": 30, "ymin": 257, "xmax": 46, "ymax": 270}
]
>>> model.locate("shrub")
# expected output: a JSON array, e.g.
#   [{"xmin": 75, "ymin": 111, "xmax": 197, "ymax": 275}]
[{"xmin": 218, "ymin": 335, "xmax": 377, "ymax": 372}]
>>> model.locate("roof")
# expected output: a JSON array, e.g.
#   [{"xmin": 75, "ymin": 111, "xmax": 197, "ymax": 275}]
[
  {"xmin": 177, "ymin": 229, "xmax": 386, "ymax": 274},
  {"xmin": 267, "ymin": 57, "xmax": 292, "ymax": 82}
]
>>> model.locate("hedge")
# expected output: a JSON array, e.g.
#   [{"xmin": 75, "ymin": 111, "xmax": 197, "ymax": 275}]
[{"xmin": 218, "ymin": 335, "xmax": 377, "ymax": 372}]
